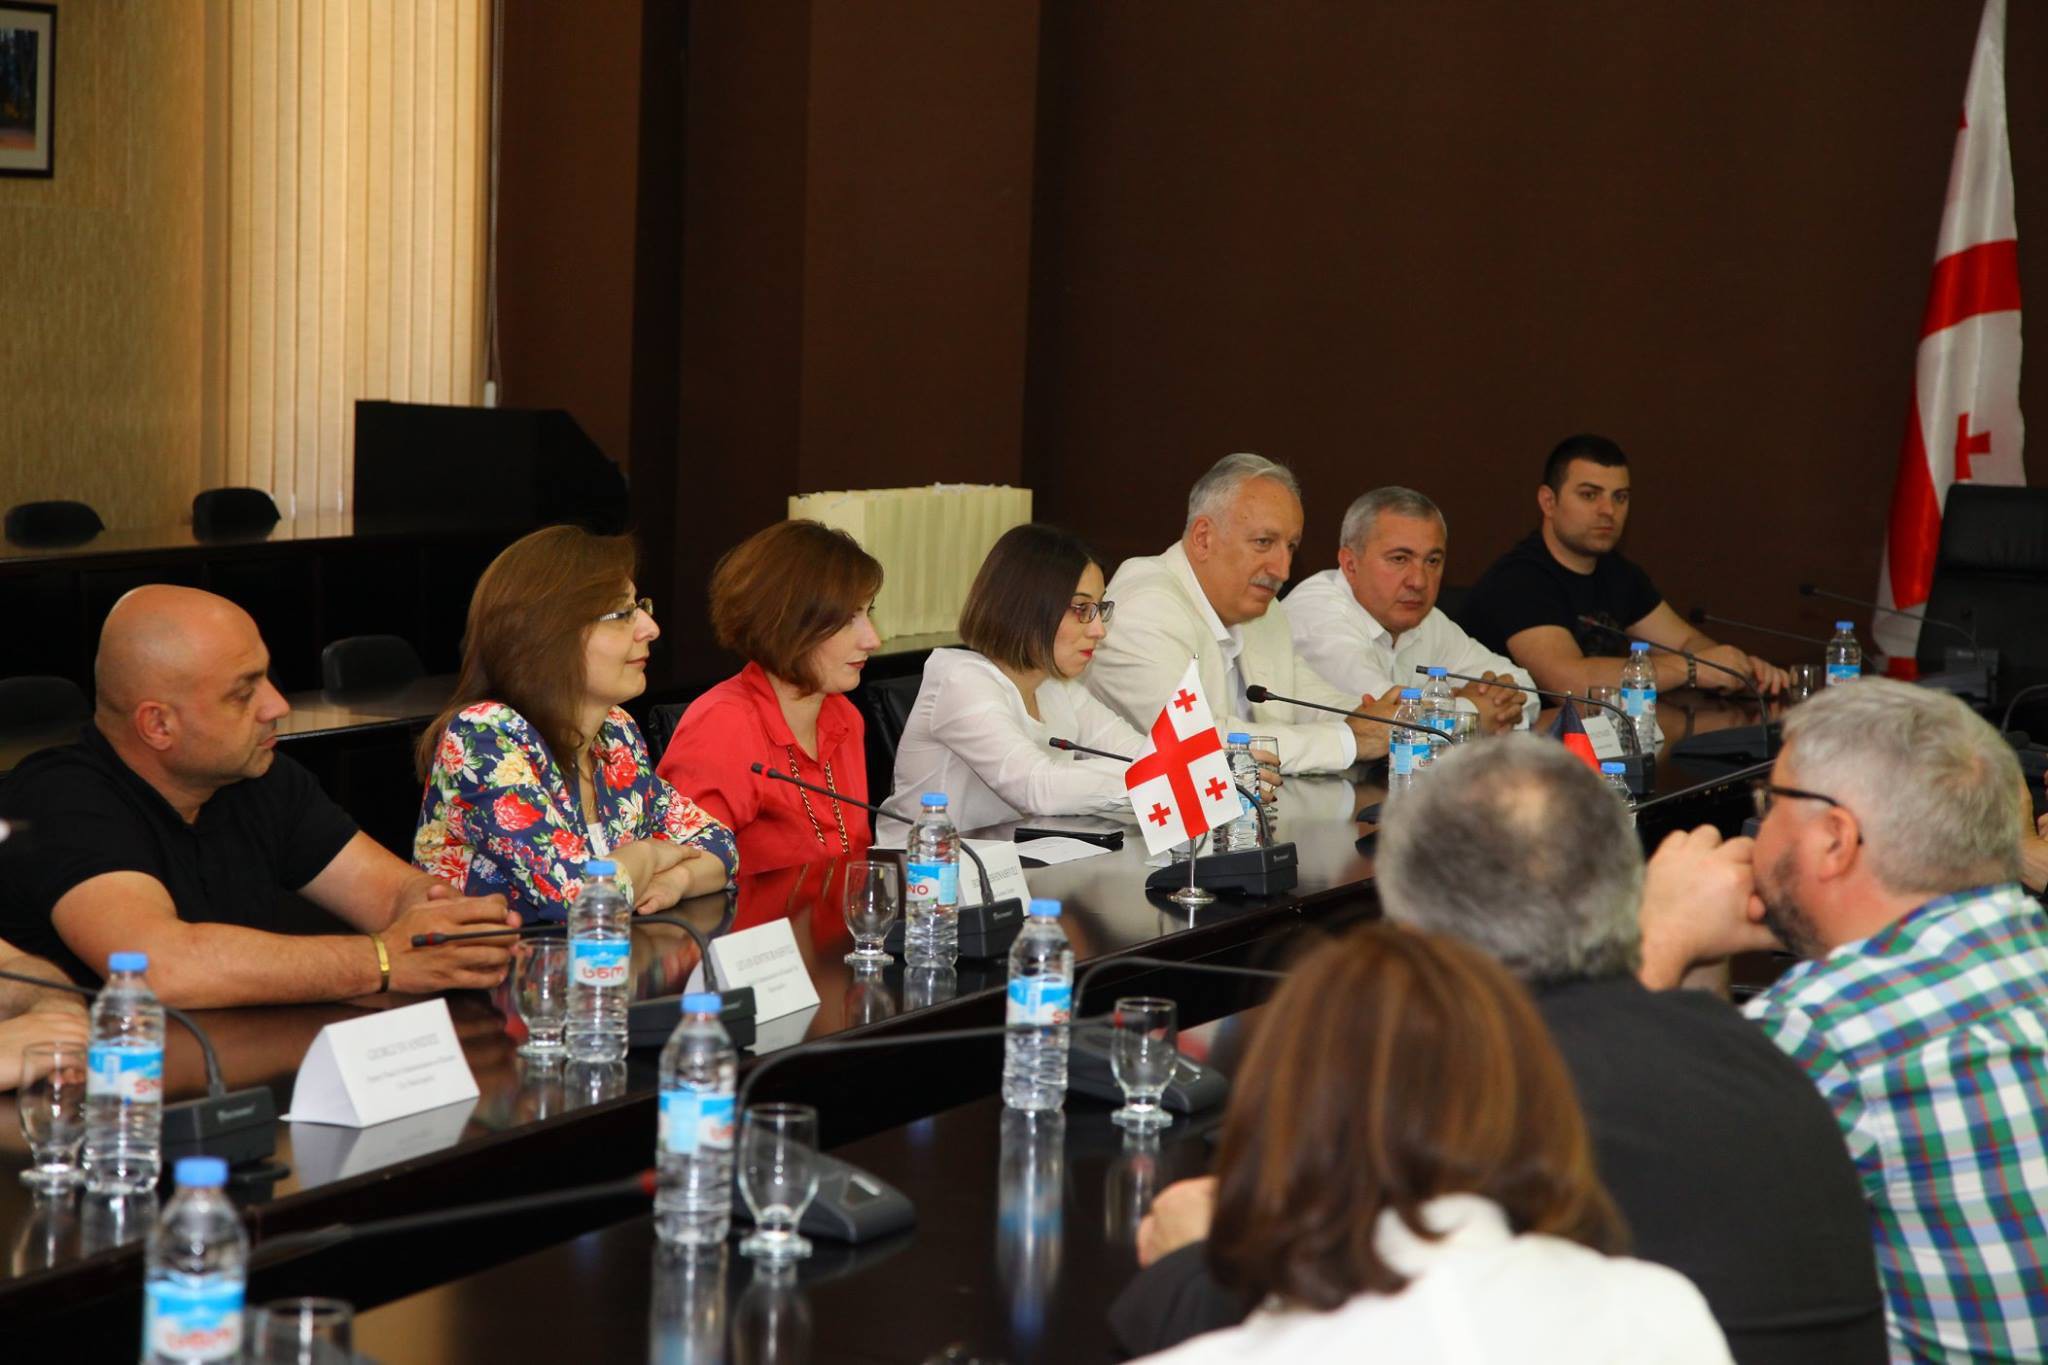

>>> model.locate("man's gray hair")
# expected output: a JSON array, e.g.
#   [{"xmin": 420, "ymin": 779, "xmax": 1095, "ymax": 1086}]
[
  {"xmin": 1377, "ymin": 735, "xmax": 1644, "ymax": 985},
  {"xmin": 1338, "ymin": 486, "xmax": 1446, "ymax": 554},
  {"xmin": 1780, "ymin": 679, "xmax": 2022, "ymax": 893},
  {"xmin": 1184, "ymin": 453, "xmax": 1302, "ymax": 534}
]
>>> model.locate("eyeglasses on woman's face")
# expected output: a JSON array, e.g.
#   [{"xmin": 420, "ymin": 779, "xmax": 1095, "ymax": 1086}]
[
  {"xmin": 1069, "ymin": 599, "xmax": 1115, "ymax": 625},
  {"xmin": 596, "ymin": 597, "xmax": 655, "ymax": 625}
]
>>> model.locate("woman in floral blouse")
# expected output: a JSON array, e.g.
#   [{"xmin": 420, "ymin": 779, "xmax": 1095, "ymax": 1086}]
[{"xmin": 413, "ymin": 526, "xmax": 736, "ymax": 921}]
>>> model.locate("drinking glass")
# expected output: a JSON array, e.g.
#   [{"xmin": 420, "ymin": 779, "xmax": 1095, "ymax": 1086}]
[
  {"xmin": 18, "ymin": 1040, "xmax": 87, "ymax": 1191},
  {"xmin": 738, "ymin": 1103, "xmax": 820, "ymax": 1265},
  {"xmin": 1788, "ymin": 664, "xmax": 1822, "ymax": 705},
  {"xmin": 1109, "ymin": 997, "xmax": 1178, "ymax": 1132},
  {"xmin": 1249, "ymin": 735, "xmax": 1281, "ymax": 799},
  {"xmin": 515, "ymin": 937, "xmax": 569, "ymax": 1056},
  {"xmin": 250, "ymin": 1297, "xmax": 354, "ymax": 1365},
  {"xmin": 841, "ymin": 860, "xmax": 900, "ymax": 965}
]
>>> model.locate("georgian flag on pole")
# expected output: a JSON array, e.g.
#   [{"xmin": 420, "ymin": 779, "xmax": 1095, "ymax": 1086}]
[
  {"xmin": 1124, "ymin": 660, "xmax": 1245, "ymax": 857},
  {"xmin": 1875, "ymin": 0, "xmax": 2025, "ymax": 666}
]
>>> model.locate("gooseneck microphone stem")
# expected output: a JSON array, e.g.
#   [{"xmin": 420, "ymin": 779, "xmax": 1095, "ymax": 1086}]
[
  {"xmin": 2002, "ymin": 684, "xmax": 2048, "ymax": 738},
  {"xmin": 752, "ymin": 763, "xmax": 999, "ymax": 908},
  {"xmin": 1688, "ymin": 608, "xmax": 1831, "ymax": 651},
  {"xmin": 1047, "ymin": 737, "xmax": 1131, "ymax": 764},
  {"xmin": 1799, "ymin": 584, "xmax": 1979, "ymax": 654},
  {"xmin": 1411, "ymin": 667, "xmax": 1642, "ymax": 757},
  {"xmin": 1577, "ymin": 617, "xmax": 1772, "ymax": 755},
  {"xmin": 1073, "ymin": 954, "xmax": 1286, "ymax": 1012},
  {"xmin": 737, "ymin": 1018, "xmax": 1107, "ymax": 1114},
  {"xmin": 1626, "ymin": 760, "xmax": 1775, "ymax": 815},
  {"xmin": 1242, "ymin": 685, "xmax": 1448, "ymax": 746},
  {"xmin": 0, "ymin": 967, "xmax": 227, "ymax": 1100}
]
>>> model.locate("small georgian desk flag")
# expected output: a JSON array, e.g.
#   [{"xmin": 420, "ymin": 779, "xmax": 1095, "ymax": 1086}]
[{"xmin": 1123, "ymin": 659, "xmax": 1245, "ymax": 858}]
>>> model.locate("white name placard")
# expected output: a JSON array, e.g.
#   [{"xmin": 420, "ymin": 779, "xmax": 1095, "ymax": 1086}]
[
  {"xmin": 1582, "ymin": 714, "xmax": 1628, "ymax": 761},
  {"xmin": 283, "ymin": 999, "xmax": 479, "ymax": 1129},
  {"xmin": 960, "ymin": 839, "xmax": 1031, "ymax": 908},
  {"xmin": 707, "ymin": 918, "xmax": 822, "ymax": 1023}
]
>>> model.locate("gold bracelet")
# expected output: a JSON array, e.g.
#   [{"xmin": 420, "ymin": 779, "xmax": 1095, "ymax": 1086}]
[{"xmin": 368, "ymin": 933, "xmax": 391, "ymax": 993}]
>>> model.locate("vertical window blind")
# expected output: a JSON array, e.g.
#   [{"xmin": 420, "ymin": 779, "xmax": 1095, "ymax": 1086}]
[{"xmin": 204, "ymin": 0, "xmax": 491, "ymax": 517}]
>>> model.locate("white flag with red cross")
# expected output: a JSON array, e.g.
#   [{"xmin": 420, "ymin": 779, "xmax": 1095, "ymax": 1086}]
[
  {"xmin": 1875, "ymin": 0, "xmax": 2025, "ymax": 667},
  {"xmin": 1123, "ymin": 659, "xmax": 1245, "ymax": 857}
]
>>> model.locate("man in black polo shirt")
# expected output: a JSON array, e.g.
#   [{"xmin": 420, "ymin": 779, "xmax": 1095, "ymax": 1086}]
[
  {"xmin": 1460, "ymin": 433, "xmax": 1790, "ymax": 697},
  {"xmin": 0, "ymin": 586, "xmax": 516, "ymax": 1006},
  {"xmin": 1113, "ymin": 737, "xmax": 1885, "ymax": 1364}
]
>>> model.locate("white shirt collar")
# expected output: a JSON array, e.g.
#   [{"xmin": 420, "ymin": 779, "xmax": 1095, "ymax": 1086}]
[
  {"xmin": 1374, "ymin": 1194, "xmax": 1514, "ymax": 1276},
  {"xmin": 1166, "ymin": 541, "xmax": 1244, "ymax": 660}
]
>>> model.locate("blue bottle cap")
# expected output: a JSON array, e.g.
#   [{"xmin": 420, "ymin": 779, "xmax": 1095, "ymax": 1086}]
[
  {"xmin": 1629, "ymin": 641, "xmax": 1650, "ymax": 652},
  {"xmin": 921, "ymin": 792, "xmax": 949, "ymax": 807},
  {"xmin": 175, "ymin": 1156, "xmax": 228, "ymax": 1188},
  {"xmin": 1836, "ymin": 621, "xmax": 1853, "ymax": 632},
  {"xmin": 108, "ymin": 951, "xmax": 148, "ymax": 974},
  {"xmin": 681, "ymin": 992, "xmax": 722, "ymax": 1014},
  {"xmin": 1226, "ymin": 732, "xmax": 1251, "ymax": 744},
  {"xmin": 1601, "ymin": 761, "xmax": 1625, "ymax": 774},
  {"xmin": 1426, "ymin": 666, "xmax": 1447, "ymax": 677},
  {"xmin": 1399, "ymin": 688, "xmax": 1421, "ymax": 699},
  {"xmin": 1027, "ymin": 898, "xmax": 1061, "ymax": 918},
  {"xmin": 584, "ymin": 859, "xmax": 617, "ymax": 877}
]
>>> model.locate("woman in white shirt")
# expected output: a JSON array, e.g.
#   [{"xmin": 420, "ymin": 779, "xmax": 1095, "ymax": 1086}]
[
  {"xmin": 883, "ymin": 524, "xmax": 1149, "ymax": 834},
  {"xmin": 1139, "ymin": 924, "xmax": 1732, "ymax": 1365}
]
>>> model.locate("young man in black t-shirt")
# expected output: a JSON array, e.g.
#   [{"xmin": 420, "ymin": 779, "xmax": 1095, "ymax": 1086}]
[{"xmin": 1460, "ymin": 434, "xmax": 1789, "ymax": 698}]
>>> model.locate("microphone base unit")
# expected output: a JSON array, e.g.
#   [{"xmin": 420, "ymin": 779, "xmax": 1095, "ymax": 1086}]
[
  {"xmin": 630, "ymin": 986, "xmax": 757, "ymax": 1051},
  {"xmin": 1143, "ymin": 842, "xmax": 1298, "ymax": 898},
  {"xmin": 163, "ymin": 1086, "xmax": 280, "ymax": 1168},
  {"xmin": 1669, "ymin": 725, "xmax": 1776, "ymax": 769},
  {"xmin": 729, "ymin": 1151, "xmax": 916, "ymax": 1245},
  {"xmin": 1066, "ymin": 1024, "xmax": 1230, "ymax": 1114},
  {"xmin": 881, "ymin": 897, "xmax": 1027, "ymax": 961},
  {"xmin": 1915, "ymin": 651, "xmax": 1995, "ymax": 703}
]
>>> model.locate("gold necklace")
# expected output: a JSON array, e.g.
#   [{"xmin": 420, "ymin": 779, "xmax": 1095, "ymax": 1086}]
[{"xmin": 784, "ymin": 744, "xmax": 850, "ymax": 853}]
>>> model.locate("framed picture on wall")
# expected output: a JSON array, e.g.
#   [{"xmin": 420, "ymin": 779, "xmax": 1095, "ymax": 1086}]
[{"xmin": 0, "ymin": 2, "xmax": 55, "ymax": 178}]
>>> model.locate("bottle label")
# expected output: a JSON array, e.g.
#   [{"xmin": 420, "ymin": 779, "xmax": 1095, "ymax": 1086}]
[
  {"xmin": 1621, "ymin": 687, "xmax": 1654, "ymax": 717},
  {"xmin": 1425, "ymin": 714, "xmax": 1456, "ymax": 735},
  {"xmin": 660, "ymin": 1085, "xmax": 736, "ymax": 1155},
  {"xmin": 86, "ymin": 1042, "xmax": 163, "ymax": 1103},
  {"xmin": 1390, "ymin": 739, "xmax": 1419, "ymax": 776},
  {"xmin": 1826, "ymin": 664, "xmax": 1858, "ymax": 686},
  {"xmin": 144, "ymin": 1272, "xmax": 244, "ymax": 1362},
  {"xmin": 906, "ymin": 861, "xmax": 960, "ymax": 908},
  {"xmin": 1006, "ymin": 976, "xmax": 1072, "ymax": 1026},
  {"xmin": 569, "ymin": 939, "xmax": 631, "ymax": 989}
]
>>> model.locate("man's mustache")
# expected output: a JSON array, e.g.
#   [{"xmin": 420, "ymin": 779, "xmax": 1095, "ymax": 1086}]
[{"xmin": 1251, "ymin": 573, "xmax": 1286, "ymax": 592}]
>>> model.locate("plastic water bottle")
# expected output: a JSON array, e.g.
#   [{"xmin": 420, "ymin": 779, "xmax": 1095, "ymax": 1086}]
[
  {"xmin": 566, "ymin": 859, "xmax": 632, "ymax": 1063},
  {"xmin": 143, "ymin": 1156, "xmax": 247, "ymax": 1365},
  {"xmin": 1826, "ymin": 622, "xmax": 1861, "ymax": 687},
  {"xmin": 1600, "ymin": 760, "xmax": 1633, "ymax": 803},
  {"xmin": 1620, "ymin": 642, "xmax": 1659, "ymax": 750},
  {"xmin": 1387, "ymin": 688, "xmax": 1427, "ymax": 800},
  {"xmin": 1215, "ymin": 733, "xmax": 1262, "ymax": 852},
  {"xmin": 1421, "ymin": 667, "xmax": 1459, "ymax": 748},
  {"xmin": 1003, "ymin": 899, "xmax": 1074, "ymax": 1112},
  {"xmin": 905, "ymin": 793, "xmax": 960, "ymax": 964},
  {"xmin": 657, "ymin": 992, "xmax": 737, "ymax": 1249},
  {"xmin": 84, "ymin": 951, "xmax": 165, "ymax": 1195}
]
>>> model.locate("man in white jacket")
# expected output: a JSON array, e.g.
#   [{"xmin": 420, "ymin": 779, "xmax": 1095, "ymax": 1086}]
[
  {"xmin": 1286, "ymin": 486, "xmax": 1534, "ymax": 733},
  {"xmin": 1085, "ymin": 453, "xmax": 1398, "ymax": 775}
]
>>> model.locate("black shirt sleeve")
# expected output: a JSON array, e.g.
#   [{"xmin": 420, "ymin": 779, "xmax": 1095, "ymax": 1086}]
[
  {"xmin": 1605, "ymin": 554, "xmax": 1666, "ymax": 633},
  {"xmin": 0, "ymin": 753, "xmax": 167, "ymax": 982},
  {"xmin": 1463, "ymin": 554, "xmax": 1577, "ymax": 656},
  {"xmin": 257, "ymin": 754, "xmax": 361, "ymax": 891}
]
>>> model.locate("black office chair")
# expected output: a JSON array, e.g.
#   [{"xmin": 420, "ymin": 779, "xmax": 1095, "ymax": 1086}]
[
  {"xmin": 852, "ymin": 673, "xmax": 925, "ymax": 800},
  {"xmin": 0, "ymin": 675, "xmax": 91, "ymax": 730},
  {"xmin": 1916, "ymin": 485, "xmax": 2048, "ymax": 704},
  {"xmin": 645, "ymin": 703, "xmax": 687, "ymax": 766},
  {"xmin": 4, "ymin": 500, "xmax": 104, "ymax": 547},
  {"xmin": 320, "ymin": 635, "xmax": 425, "ymax": 695},
  {"xmin": 192, "ymin": 487, "xmax": 282, "ymax": 539}
]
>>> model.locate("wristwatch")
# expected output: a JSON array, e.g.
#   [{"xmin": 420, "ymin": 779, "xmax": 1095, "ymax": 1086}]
[{"xmin": 1685, "ymin": 657, "xmax": 1698, "ymax": 689}]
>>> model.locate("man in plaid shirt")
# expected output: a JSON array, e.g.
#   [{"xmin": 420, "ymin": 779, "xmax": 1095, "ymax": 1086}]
[{"xmin": 1646, "ymin": 679, "xmax": 2044, "ymax": 1363}]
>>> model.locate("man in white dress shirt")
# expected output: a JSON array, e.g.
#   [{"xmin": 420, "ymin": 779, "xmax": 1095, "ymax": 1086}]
[
  {"xmin": 1085, "ymin": 453, "xmax": 1398, "ymax": 774},
  {"xmin": 1286, "ymin": 487, "xmax": 1535, "ymax": 733}
]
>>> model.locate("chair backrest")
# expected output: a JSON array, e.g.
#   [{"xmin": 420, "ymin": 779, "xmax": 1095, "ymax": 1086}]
[
  {"xmin": 4, "ymin": 500, "xmax": 104, "ymax": 547},
  {"xmin": 1918, "ymin": 485, "xmax": 2048, "ymax": 694},
  {"xmin": 0, "ymin": 675, "xmax": 91, "ymax": 730},
  {"xmin": 854, "ymin": 673, "xmax": 925, "ymax": 801},
  {"xmin": 644, "ymin": 702, "xmax": 687, "ymax": 767},
  {"xmin": 192, "ymin": 487, "xmax": 282, "ymax": 538},
  {"xmin": 321, "ymin": 634, "xmax": 425, "ymax": 694}
]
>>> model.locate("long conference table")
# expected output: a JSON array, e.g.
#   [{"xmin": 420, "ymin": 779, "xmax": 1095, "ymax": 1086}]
[{"xmin": 0, "ymin": 695, "xmax": 1769, "ymax": 1360}]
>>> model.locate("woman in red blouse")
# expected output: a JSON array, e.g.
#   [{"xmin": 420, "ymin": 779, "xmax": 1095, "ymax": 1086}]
[{"xmin": 658, "ymin": 521, "xmax": 882, "ymax": 874}]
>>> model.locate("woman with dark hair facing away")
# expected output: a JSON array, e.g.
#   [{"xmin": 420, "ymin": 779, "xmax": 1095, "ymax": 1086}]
[
  {"xmin": 658, "ymin": 521, "xmax": 883, "ymax": 875},
  {"xmin": 414, "ymin": 526, "xmax": 736, "ymax": 922},
  {"xmin": 881, "ymin": 523, "xmax": 1149, "ymax": 834},
  {"xmin": 1138, "ymin": 924, "xmax": 1731, "ymax": 1363}
]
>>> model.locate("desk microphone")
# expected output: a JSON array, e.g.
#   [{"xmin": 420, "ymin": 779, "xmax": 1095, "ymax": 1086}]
[
  {"xmin": 0, "ymin": 968, "xmax": 279, "ymax": 1167},
  {"xmin": 252, "ymin": 1169, "xmax": 659, "ymax": 1263},
  {"xmin": 1577, "ymin": 617, "xmax": 1772, "ymax": 759},
  {"xmin": 1798, "ymin": 584, "xmax": 1979, "ymax": 655},
  {"xmin": 1688, "ymin": 607, "xmax": 1831, "ymax": 651},
  {"xmin": 1408, "ymin": 667, "xmax": 1642, "ymax": 755},
  {"xmin": 1241, "ymin": 685, "xmax": 1449, "ymax": 746},
  {"xmin": 751, "ymin": 763, "xmax": 1025, "ymax": 959},
  {"xmin": 1048, "ymin": 738, "xmax": 1293, "ymax": 895}
]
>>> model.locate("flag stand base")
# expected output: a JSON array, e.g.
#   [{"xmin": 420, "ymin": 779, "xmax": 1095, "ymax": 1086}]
[
  {"xmin": 1148, "ymin": 842, "xmax": 1300, "ymax": 899},
  {"xmin": 1171, "ymin": 843, "xmax": 1215, "ymax": 907}
]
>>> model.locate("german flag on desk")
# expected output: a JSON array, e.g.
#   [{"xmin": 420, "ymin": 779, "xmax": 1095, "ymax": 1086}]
[{"xmin": 1549, "ymin": 698, "xmax": 1602, "ymax": 772}]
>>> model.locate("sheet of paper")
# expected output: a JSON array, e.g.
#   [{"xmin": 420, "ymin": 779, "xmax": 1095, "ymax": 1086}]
[
  {"xmin": 1013, "ymin": 836, "xmax": 1117, "ymax": 866},
  {"xmin": 283, "ymin": 998, "xmax": 479, "ymax": 1129},
  {"xmin": 960, "ymin": 838, "xmax": 1031, "ymax": 906},
  {"xmin": 707, "ymin": 918, "xmax": 822, "ymax": 1022}
]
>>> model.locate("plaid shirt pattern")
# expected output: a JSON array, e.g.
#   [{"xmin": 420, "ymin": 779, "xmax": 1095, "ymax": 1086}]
[{"xmin": 1746, "ymin": 883, "xmax": 2048, "ymax": 1364}]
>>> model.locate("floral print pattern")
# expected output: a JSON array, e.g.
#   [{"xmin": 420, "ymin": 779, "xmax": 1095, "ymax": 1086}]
[{"xmin": 414, "ymin": 701, "xmax": 737, "ymax": 921}]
